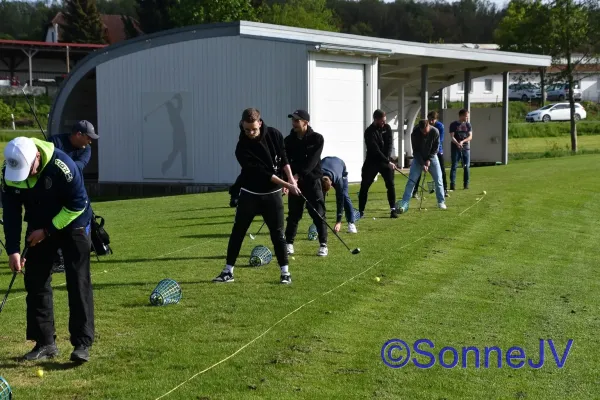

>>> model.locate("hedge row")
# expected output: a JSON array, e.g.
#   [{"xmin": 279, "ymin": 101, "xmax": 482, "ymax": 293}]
[
  {"xmin": 509, "ymin": 121, "xmax": 600, "ymax": 138},
  {"xmin": 0, "ymin": 95, "xmax": 52, "ymax": 129}
]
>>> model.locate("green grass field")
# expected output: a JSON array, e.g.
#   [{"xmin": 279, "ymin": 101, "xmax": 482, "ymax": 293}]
[{"xmin": 1, "ymin": 155, "xmax": 599, "ymax": 399}]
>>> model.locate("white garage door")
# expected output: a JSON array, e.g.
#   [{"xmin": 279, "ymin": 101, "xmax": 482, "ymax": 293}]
[{"xmin": 311, "ymin": 61, "xmax": 365, "ymax": 183}]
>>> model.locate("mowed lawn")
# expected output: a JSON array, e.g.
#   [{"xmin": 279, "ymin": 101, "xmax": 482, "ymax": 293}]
[{"xmin": 0, "ymin": 155, "xmax": 599, "ymax": 399}]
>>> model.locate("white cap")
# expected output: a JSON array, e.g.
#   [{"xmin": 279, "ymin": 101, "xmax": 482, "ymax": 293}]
[{"xmin": 3, "ymin": 137, "xmax": 38, "ymax": 182}]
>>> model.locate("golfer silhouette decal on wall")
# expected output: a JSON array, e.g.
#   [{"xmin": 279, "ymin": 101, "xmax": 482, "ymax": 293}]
[{"xmin": 144, "ymin": 93, "xmax": 188, "ymax": 177}]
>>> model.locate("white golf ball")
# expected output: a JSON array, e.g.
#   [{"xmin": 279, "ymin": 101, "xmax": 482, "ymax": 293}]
[
  {"xmin": 291, "ymin": 257, "xmax": 295, "ymax": 260},
  {"xmin": 373, "ymin": 217, "xmax": 376, "ymax": 220},
  {"xmin": 483, "ymin": 191, "xmax": 487, "ymax": 195}
]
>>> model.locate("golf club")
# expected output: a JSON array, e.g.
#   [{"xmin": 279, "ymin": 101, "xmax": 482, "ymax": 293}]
[
  {"xmin": 419, "ymin": 171, "xmax": 426, "ymax": 210},
  {"xmin": 21, "ymin": 83, "xmax": 48, "ymax": 140},
  {"xmin": 0, "ymin": 246, "xmax": 28, "ymax": 314},
  {"xmin": 300, "ymin": 193, "xmax": 360, "ymax": 255},
  {"xmin": 249, "ymin": 222, "xmax": 265, "ymax": 240},
  {"xmin": 393, "ymin": 165, "xmax": 429, "ymax": 193}
]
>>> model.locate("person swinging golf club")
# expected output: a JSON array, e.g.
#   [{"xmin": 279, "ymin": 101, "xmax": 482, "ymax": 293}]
[
  {"xmin": 2, "ymin": 136, "xmax": 95, "ymax": 363},
  {"xmin": 213, "ymin": 108, "xmax": 299, "ymax": 284},
  {"xmin": 358, "ymin": 109, "xmax": 398, "ymax": 218},
  {"xmin": 397, "ymin": 119, "xmax": 448, "ymax": 214},
  {"xmin": 283, "ymin": 110, "xmax": 329, "ymax": 257}
]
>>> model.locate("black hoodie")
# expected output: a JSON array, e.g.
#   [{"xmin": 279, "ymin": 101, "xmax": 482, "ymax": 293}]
[
  {"xmin": 235, "ymin": 120, "xmax": 289, "ymax": 194},
  {"xmin": 284, "ymin": 126, "xmax": 324, "ymax": 183}
]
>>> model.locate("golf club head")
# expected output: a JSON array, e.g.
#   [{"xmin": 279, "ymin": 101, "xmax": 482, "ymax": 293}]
[
  {"xmin": 351, "ymin": 248, "xmax": 360, "ymax": 255},
  {"xmin": 249, "ymin": 234, "xmax": 255, "ymax": 240}
]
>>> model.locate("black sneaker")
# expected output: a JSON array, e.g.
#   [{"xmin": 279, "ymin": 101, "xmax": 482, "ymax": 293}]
[
  {"xmin": 450, "ymin": 184, "xmax": 455, "ymax": 191},
  {"xmin": 464, "ymin": 184, "xmax": 469, "ymax": 190},
  {"xmin": 212, "ymin": 271, "xmax": 234, "ymax": 283},
  {"xmin": 23, "ymin": 343, "xmax": 59, "ymax": 361},
  {"xmin": 445, "ymin": 190, "xmax": 449, "ymax": 198},
  {"xmin": 390, "ymin": 209, "xmax": 399, "ymax": 219},
  {"xmin": 359, "ymin": 211, "xmax": 365, "ymax": 219},
  {"xmin": 280, "ymin": 274, "xmax": 292, "ymax": 284},
  {"xmin": 70, "ymin": 345, "xmax": 90, "ymax": 363}
]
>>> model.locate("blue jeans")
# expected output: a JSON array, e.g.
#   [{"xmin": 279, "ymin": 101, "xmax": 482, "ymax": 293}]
[
  {"xmin": 450, "ymin": 146, "xmax": 470, "ymax": 187},
  {"xmin": 401, "ymin": 156, "xmax": 445, "ymax": 205},
  {"xmin": 341, "ymin": 173, "xmax": 356, "ymax": 223}
]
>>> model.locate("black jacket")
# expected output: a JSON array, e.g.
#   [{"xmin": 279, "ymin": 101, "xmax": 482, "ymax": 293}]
[
  {"xmin": 284, "ymin": 126, "xmax": 324, "ymax": 182},
  {"xmin": 364, "ymin": 123, "xmax": 393, "ymax": 165},
  {"xmin": 411, "ymin": 126, "xmax": 440, "ymax": 164},
  {"xmin": 235, "ymin": 120, "xmax": 288, "ymax": 194}
]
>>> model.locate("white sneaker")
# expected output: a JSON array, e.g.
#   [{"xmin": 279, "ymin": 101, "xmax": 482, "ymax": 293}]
[
  {"xmin": 286, "ymin": 243, "xmax": 294, "ymax": 254},
  {"xmin": 438, "ymin": 202, "xmax": 447, "ymax": 210},
  {"xmin": 317, "ymin": 244, "xmax": 328, "ymax": 257},
  {"xmin": 347, "ymin": 223, "xmax": 357, "ymax": 234}
]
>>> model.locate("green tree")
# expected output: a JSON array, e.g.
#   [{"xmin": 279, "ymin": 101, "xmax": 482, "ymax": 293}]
[
  {"xmin": 170, "ymin": 0, "xmax": 257, "ymax": 27},
  {"xmin": 259, "ymin": 0, "xmax": 339, "ymax": 32},
  {"xmin": 494, "ymin": 0, "xmax": 599, "ymax": 152},
  {"xmin": 122, "ymin": 15, "xmax": 141, "ymax": 39},
  {"xmin": 61, "ymin": 0, "xmax": 108, "ymax": 44},
  {"xmin": 136, "ymin": 0, "xmax": 177, "ymax": 34}
]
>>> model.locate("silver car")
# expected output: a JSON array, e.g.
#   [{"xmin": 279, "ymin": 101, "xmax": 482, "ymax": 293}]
[{"xmin": 546, "ymin": 83, "xmax": 582, "ymax": 101}]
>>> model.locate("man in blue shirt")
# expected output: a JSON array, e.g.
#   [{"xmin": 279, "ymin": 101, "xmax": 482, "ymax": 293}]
[
  {"xmin": 2, "ymin": 137, "xmax": 95, "ymax": 363},
  {"xmin": 412, "ymin": 111, "xmax": 449, "ymax": 198},
  {"xmin": 321, "ymin": 156, "xmax": 358, "ymax": 234},
  {"xmin": 50, "ymin": 120, "xmax": 98, "ymax": 173},
  {"xmin": 449, "ymin": 109, "xmax": 473, "ymax": 190},
  {"xmin": 49, "ymin": 120, "xmax": 98, "ymax": 273}
]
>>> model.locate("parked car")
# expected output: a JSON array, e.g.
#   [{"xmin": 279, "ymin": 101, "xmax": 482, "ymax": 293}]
[
  {"xmin": 509, "ymin": 83, "xmax": 542, "ymax": 101},
  {"xmin": 546, "ymin": 82, "xmax": 582, "ymax": 101},
  {"xmin": 525, "ymin": 102, "xmax": 587, "ymax": 122}
]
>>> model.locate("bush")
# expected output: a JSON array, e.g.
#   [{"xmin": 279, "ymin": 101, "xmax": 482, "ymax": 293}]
[
  {"xmin": 0, "ymin": 100, "xmax": 12, "ymax": 127},
  {"xmin": 509, "ymin": 121, "xmax": 600, "ymax": 138},
  {"xmin": 0, "ymin": 95, "xmax": 52, "ymax": 129}
]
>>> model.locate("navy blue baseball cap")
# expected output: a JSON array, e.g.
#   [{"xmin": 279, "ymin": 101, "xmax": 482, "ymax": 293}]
[
  {"xmin": 288, "ymin": 109, "xmax": 310, "ymax": 122},
  {"xmin": 72, "ymin": 120, "xmax": 98, "ymax": 139}
]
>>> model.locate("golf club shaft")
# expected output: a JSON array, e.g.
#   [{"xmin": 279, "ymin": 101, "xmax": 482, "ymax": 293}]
[
  {"xmin": 21, "ymin": 84, "xmax": 48, "ymax": 140},
  {"xmin": 300, "ymin": 193, "xmax": 352, "ymax": 252},
  {"xmin": 394, "ymin": 165, "xmax": 428, "ymax": 193},
  {"xmin": 0, "ymin": 271, "xmax": 17, "ymax": 313}
]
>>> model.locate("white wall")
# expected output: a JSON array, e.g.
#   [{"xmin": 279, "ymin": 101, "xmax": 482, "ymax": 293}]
[
  {"xmin": 446, "ymin": 75, "xmax": 504, "ymax": 103},
  {"xmin": 96, "ymin": 36, "xmax": 309, "ymax": 184}
]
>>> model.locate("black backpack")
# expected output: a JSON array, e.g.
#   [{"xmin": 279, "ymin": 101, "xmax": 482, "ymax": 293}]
[{"xmin": 90, "ymin": 213, "xmax": 112, "ymax": 256}]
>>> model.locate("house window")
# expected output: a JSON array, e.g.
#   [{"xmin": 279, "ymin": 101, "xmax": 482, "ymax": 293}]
[{"xmin": 485, "ymin": 79, "xmax": 493, "ymax": 92}]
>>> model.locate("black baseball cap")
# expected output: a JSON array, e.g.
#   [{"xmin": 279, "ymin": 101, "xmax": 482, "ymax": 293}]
[
  {"xmin": 72, "ymin": 120, "xmax": 99, "ymax": 139},
  {"xmin": 288, "ymin": 109, "xmax": 310, "ymax": 122}
]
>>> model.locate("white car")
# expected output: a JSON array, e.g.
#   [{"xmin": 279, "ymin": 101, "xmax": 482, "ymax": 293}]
[{"xmin": 525, "ymin": 102, "xmax": 587, "ymax": 122}]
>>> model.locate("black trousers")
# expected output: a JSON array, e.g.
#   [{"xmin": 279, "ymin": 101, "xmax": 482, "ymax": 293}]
[
  {"xmin": 285, "ymin": 179, "xmax": 328, "ymax": 245},
  {"xmin": 359, "ymin": 162, "xmax": 396, "ymax": 211},
  {"xmin": 24, "ymin": 225, "xmax": 94, "ymax": 347},
  {"xmin": 226, "ymin": 189, "xmax": 288, "ymax": 267},
  {"xmin": 413, "ymin": 152, "xmax": 448, "ymax": 195}
]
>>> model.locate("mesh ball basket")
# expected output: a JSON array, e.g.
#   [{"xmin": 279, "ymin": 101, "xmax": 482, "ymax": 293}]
[
  {"xmin": 0, "ymin": 376, "xmax": 11, "ymax": 400},
  {"xmin": 249, "ymin": 245, "xmax": 273, "ymax": 267},
  {"xmin": 307, "ymin": 224, "xmax": 318, "ymax": 241},
  {"xmin": 149, "ymin": 279, "xmax": 182, "ymax": 306}
]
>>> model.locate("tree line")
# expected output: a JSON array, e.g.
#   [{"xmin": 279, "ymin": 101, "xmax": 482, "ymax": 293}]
[{"xmin": 0, "ymin": 0, "xmax": 512, "ymax": 44}]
